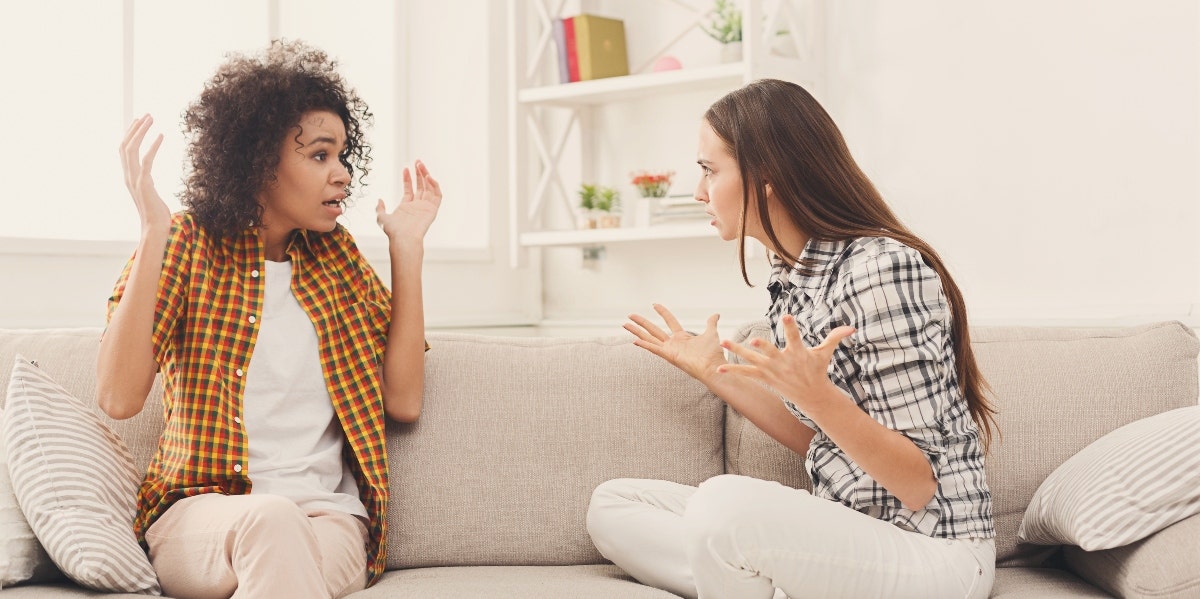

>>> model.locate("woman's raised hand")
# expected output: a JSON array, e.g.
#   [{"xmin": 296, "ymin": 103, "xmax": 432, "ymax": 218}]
[
  {"xmin": 718, "ymin": 314, "xmax": 855, "ymax": 413},
  {"xmin": 625, "ymin": 304, "xmax": 727, "ymax": 382},
  {"xmin": 120, "ymin": 114, "xmax": 170, "ymax": 232},
  {"xmin": 376, "ymin": 160, "xmax": 442, "ymax": 242}
]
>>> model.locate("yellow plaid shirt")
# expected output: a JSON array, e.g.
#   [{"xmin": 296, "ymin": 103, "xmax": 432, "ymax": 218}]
[{"xmin": 108, "ymin": 212, "xmax": 398, "ymax": 584}]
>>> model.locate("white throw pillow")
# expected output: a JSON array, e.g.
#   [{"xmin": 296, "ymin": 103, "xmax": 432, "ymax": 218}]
[
  {"xmin": 1018, "ymin": 405, "xmax": 1200, "ymax": 551},
  {"xmin": 0, "ymin": 405, "xmax": 61, "ymax": 588},
  {"xmin": 2, "ymin": 356, "xmax": 161, "ymax": 594}
]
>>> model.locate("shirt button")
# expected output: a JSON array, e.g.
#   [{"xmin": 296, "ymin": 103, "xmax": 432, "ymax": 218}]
[
  {"xmin": 233, "ymin": 416, "xmax": 242, "ymax": 425},
  {"xmin": 233, "ymin": 464, "xmax": 242, "ymax": 473},
  {"xmin": 248, "ymin": 315, "xmax": 256, "ymax": 324},
  {"xmin": 235, "ymin": 368, "xmax": 244, "ymax": 377},
  {"xmin": 251, "ymin": 269, "xmax": 260, "ymax": 278}
]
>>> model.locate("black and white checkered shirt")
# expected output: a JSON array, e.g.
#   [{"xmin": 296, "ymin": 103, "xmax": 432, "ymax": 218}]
[{"xmin": 766, "ymin": 237, "xmax": 995, "ymax": 539}]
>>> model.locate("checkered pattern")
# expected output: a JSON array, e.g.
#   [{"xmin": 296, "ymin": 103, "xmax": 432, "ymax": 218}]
[
  {"xmin": 766, "ymin": 237, "xmax": 994, "ymax": 539},
  {"xmin": 108, "ymin": 212, "xmax": 395, "ymax": 583}
]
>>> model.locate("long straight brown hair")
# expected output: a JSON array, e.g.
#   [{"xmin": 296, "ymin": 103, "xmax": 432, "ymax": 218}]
[{"xmin": 705, "ymin": 79, "xmax": 998, "ymax": 449}]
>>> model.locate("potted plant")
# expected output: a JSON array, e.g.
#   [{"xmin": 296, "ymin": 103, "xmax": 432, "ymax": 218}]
[
  {"xmin": 578, "ymin": 183, "xmax": 621, "ymax": 229},
  {"xmin": 594, "ymin": 186, "xmax": 622, "ymax": 228},
  {"xmin": 577, "ymin": 183, "xmax": 599, "ymax": 229},
  {"xmin": 702, "ymin": 0, "xmax": 743, "ymax": 63}
]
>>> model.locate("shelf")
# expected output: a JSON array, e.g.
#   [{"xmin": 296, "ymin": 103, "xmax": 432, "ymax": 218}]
[
  {"xmin": 519, "ymin": 221, "xmax": 716, "ymax": 247},
  {"xmin": 517, "ymin": 63, "xmax": 745, "ymax": 107}
]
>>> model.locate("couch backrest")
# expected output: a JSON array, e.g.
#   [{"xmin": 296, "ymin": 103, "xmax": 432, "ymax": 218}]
[
  {"xmin": 385, "ymin": 332, "xmax": 724, "ymax": 568},
  {"xmin": 725, "ymin": 320, "xmax": 1200, "ymax": 567},
  {"xmin": 0, "ymin": 328, "xmax": 726, "ymax": 570}
]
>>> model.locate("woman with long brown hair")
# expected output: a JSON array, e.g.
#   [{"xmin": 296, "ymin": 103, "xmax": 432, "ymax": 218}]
[{"xmin": 587, "ymin": 79, "xmax": 998, "ymax": 599}]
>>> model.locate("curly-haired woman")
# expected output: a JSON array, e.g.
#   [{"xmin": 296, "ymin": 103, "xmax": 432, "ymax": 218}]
[{"xmin": 96, "ymin": 40, "xmax": 440, "ymax": 598}]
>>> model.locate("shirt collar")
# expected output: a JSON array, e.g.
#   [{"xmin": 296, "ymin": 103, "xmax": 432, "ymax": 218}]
[
  {"xmin": 286, "ymin": 228, "xmax": 320, "ymax": 260},
  {"xmin": 224, "ymin": 226, "xmax": 321, "ymax": 261},
  {"xmin": 768, "ymin": 238, "xmax": 850, "ymax": 299}
]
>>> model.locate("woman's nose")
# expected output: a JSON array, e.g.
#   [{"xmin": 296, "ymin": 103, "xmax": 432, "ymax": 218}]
[{"xmin": 332, "ymin": 161, "xmax": 351, "ymax": 185}]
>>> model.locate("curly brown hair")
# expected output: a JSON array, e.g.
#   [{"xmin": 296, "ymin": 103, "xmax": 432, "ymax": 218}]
[{"xmin": 181, "ymin": 39, "xmax": 373, "ymax": 237}]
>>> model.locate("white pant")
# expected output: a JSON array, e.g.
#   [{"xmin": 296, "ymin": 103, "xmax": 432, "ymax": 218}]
[{"xmin": 587, "ymin": 475, "xmax": 995, "ymax": 599}]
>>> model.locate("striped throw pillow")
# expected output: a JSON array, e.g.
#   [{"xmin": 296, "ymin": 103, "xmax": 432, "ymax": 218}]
[
  {"xmin": 0, "ymin": 405, "xmax": 61, "ymax": 588},
  {"xmin": 2, "ymin": 356, "xmax": 161, "ymax": 594},
  {"xmin": 1018, "ymin": 405, "xmax": 1200, "ymax": 551}
]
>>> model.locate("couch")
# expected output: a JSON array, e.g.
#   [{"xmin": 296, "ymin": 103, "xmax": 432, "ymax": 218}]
[{"xmin": 1, "ymin": 319, "xmax": 1198, "ymax": 598}]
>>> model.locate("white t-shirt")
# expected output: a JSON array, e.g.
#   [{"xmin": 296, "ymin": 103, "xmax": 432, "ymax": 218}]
[{"xmin": 241, "ymin": 259, "xmax": 368, "ymax": 518}]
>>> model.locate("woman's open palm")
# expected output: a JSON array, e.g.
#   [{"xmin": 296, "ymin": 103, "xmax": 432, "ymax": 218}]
[
  {"xmin": 120, "ymin": 114, "xmax": 171, "ymax": 232},
  {"xmin": 719, "ymin": 314, "xmax": 855, "ymax": 412},
  {"xmin": 376, "ymin": 160, "xmax": 442, "ymax": 241},
  {"xmin": 624, "ymin": 304, "xmax": 727, "ymax": 381}
]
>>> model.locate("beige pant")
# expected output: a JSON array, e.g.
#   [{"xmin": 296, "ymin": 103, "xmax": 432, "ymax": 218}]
[{"xmin": 145, "ymin": 493, "xmax": 368, "ymax": 599}]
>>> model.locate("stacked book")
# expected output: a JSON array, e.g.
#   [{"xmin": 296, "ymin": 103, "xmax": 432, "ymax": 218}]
[
  {"xmin": 648, "ymin": 194, "xmax": 709, "ymax": 225},
  {"xmin": 552, "ymin": 14, "xmax": 630, "ymax": 83}
]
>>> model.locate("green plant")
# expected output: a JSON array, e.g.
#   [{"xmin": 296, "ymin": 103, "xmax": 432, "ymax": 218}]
[
  {"xmin": 596, "ymin": 186, "xmax": 621, "ymax": 212},
  {"xmin": 577, "ymin": 183, "xmax": 599, "ymax": 211},
  {"xmin": 702, "ymin": 0, "xmax": 742, "ymax": 44},
  {"xmin": 578, "ymin": 183, "xmax": 620, "ymax": 212}
]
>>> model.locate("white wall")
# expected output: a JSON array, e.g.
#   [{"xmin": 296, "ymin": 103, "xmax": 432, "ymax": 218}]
[
  {"xmin": 542, "ymin": 0, "xmax": 1200, "ymax": 331},
  {"xmin": 0, "ymin": 0, "xmax": 539, "ymax": 330},
  {"xmin": 1, "ymin": 1, "xmax": 1197, "ymax": 332}
]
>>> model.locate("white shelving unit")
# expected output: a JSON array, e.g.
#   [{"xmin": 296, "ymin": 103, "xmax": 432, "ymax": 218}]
[{"xmin": 506, "ymin": 0, "xmax": 824, "ymax": 266}]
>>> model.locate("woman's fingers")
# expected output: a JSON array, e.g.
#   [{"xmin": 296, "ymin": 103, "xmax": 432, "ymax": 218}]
[
  {"xmin": 139, "ymin": 134, "xmax": 164, "ymax": 177},
  {"xmin": 781, "ymin": 314, "xmax": 803, "ymax": 350},
  {"xmin": 716, "ymin": 362, "xmax": 759, "ymax": 379},
  {"xmin": 815, "ymin": 326, "xmax": 856, "ymax": 356},
  {"xmin": 401, "ymin": 167, "xmax": 414, "ymax": 202},
  {"xmin": 423, "ymin": 173, "xmax": 442, "ymax": 203},
  {"xmin": 652, "ymin": 304, "xmax": 685, "ymax": 334},
  {"xmin": 720, "ymin": 340, "xmax": 768, "ymax": 365},
  {"xmin": 623, "ymin": 321, "xmax": 661, "ymax": 345},
  {"xmin": 121, "ymin": 116, "xmax": 151, "ymax": 189},
  {"xmin": 628, "ymin": 313, "xmax": 669, "ymax": 341},
  {"xmin": 631, "ymin": 338, "xmax": 672, "ymax": 362}
]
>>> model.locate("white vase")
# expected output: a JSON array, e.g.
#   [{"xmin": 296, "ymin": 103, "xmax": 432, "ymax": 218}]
[{"xmin": 720, "ymin": 41, "xmax": 743, "ymax": 63}]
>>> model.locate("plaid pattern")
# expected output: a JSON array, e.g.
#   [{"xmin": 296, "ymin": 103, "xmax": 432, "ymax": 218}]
[
  {"xmin": 107, "ymin": 212, "xmax": 395, "ymax": 583},
  {"xmin": 766, "ymin": 237, "xmax": 994, "ymax": 539}
]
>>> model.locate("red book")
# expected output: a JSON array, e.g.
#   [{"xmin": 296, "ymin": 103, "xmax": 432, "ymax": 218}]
[{"xmin": 563, "ymin": 16, "xmax": 580, "ymax": 83}]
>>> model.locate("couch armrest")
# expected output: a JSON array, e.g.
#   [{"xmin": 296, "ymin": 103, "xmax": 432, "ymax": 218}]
[{"xmin": 1063, "ymin": 512, "xmax": 1200, "ymax": 599}]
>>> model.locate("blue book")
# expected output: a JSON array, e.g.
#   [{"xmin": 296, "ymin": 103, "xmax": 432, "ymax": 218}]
[{"xmin": 552, "ymin": 18, "xmax": 570, "ymax": 84}]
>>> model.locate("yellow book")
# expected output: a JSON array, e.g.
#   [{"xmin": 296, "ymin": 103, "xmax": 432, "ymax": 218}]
[{"xmin": 574, "ymin": 14, "xmax": 629, "ymax": 81}]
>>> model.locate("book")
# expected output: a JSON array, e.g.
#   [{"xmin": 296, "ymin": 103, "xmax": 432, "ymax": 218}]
[
  {"xmin": 552, "ymin": 18, "xmax": 569, "ymax": 84},
  {"xmin": 573, "ymin": 14, "xmax": 629, "ymax": 81},
  {"xmin": 563, "ymin": 16, "xmax": 580, "ymax": 82}
]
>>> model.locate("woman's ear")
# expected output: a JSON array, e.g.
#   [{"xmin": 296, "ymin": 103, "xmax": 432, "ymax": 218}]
[{"xmin": 764, "ymin": 182, "xmax": 774, "ymax": 199}]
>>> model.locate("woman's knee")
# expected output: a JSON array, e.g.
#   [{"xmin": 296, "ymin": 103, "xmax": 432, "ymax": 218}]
[
  {"xmin": 684, "ymin": 475, "xmax": 805, "ymax": 540},
  {"xmin": 587, "ymin": 478, "xmax": 641, "ymax": 534}
]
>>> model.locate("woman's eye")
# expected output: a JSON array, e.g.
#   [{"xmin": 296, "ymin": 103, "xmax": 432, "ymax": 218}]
[{"xmin": 314, "ymin": 151, "xmax": 327, "ymax": 162}]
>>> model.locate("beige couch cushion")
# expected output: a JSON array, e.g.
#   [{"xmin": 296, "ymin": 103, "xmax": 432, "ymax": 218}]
[
  {"xmin": 1062, "ymin": 512, "xmax": 1200, "ymax": 599},
  {"xmin": 385, "ymin": 332, "xmax": 725, "ymax": 569},
  {"xmin": 364, "ymin": 565, "xmax": 679, "ymax": 598},
  {"xmin": 725, "ymin": 320, "xmax": 1200, "ymax": 568}
]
